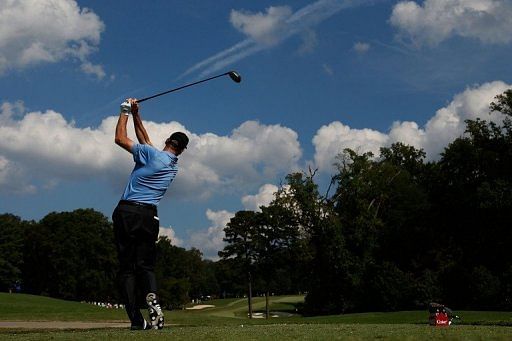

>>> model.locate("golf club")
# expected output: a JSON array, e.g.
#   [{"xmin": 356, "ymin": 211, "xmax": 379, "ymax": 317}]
[{"xmin": 136, "ymin": 71, "xmax": 241, "ymax": 103}]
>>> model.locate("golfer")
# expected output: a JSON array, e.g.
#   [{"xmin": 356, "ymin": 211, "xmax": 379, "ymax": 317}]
[{"xmin": 112, "ymin": 98, "xmax": 188, "ymax": 330}]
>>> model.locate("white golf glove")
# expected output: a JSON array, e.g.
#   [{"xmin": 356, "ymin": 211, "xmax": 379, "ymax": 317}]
[{"xmin": 120, "ymin": 101, "xmax": 131, "ymax": 114}]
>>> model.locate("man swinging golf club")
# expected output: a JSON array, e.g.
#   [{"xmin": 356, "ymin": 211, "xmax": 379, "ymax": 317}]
[{"xmin": 113, "ymin": 98, "xmax": 188, "ymax": 330}]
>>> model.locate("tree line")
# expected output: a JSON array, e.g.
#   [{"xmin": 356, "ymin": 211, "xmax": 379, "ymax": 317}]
[
  {"xmin": 1, "ymin": 90, "xmax": 511, "ymax": 315},
  {"xmin": 0, "ymin": 209, "xmax": 224, "ymax": 309},
  {"xmin": 219, "ymin": 89, "xmax": 512, "ymax": 315}
]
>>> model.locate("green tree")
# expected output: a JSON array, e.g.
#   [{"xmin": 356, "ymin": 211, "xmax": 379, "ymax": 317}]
[
  {"xmin": 213, "ymin": 258, "xmax": 246, "ymax": 298},
  {"xmin": 252, "ymin": 199, "xmax": 305, "ymax": 317},
  {"xmin": 331, "ymin": 145, "xmax": 433, "ymax": 311},
  {"xmin": 23, "ymin": 209, "xmax": 117, "ymax": 301},
  {"xmin": 490, "ymin": 89, "xmax": 512, "ymax": 116},
  {"xmin": 427, "ymin": 89, "xmax": 512, "ymax": 309},
  {"xmin": 155, "ymin": 238, "xmax": 214, "ymax": 309},
  {"xmin": 193, "ymin": 259, "xmax": 220, "ymax": 300},
  {"xmin": 219, "ymin": 210, "xmax": 260, "ymax": 318},
  {"xmin": 0, "ymin": 214, "xmax": 27, "ymax": 292},
  {"xmin": 272, "ymin": 171, "xmax": 349, "ymax": 315}
]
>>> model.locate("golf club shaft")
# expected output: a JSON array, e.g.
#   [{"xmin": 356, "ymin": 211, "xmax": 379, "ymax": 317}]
[{"xmin": 137, "ymin": 72, "xmax": 231, "ymax": 103}]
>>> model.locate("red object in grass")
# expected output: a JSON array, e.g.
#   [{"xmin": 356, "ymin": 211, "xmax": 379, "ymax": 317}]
[
  {"xmin": 429, "ymin": 312, "xmax": 450, "ymax": 326},
  {"xmin": 428, "ymin": 302, "xmax": 458, "ymax": 326},
  {"xmin": 436, "ymin": 312, "xmax": 450, "ymax": 326}
]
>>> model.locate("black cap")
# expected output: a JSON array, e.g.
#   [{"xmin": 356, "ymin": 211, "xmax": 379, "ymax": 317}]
[{"xmin": 166, "ymin": 132, "xmax": 189, "ymax": 150}]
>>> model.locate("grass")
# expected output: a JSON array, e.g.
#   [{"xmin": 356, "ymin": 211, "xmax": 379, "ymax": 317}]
[
  {"xmin": 1, "ymin": 293, "xmax": 512, "ymax": 340},
  {"xmin": 3, "ymin": 324, "xmax": 512, "ymax": 340},
  {"xmin": 0, "ymin": 293, "xmax": 126, "ymax": 321}
]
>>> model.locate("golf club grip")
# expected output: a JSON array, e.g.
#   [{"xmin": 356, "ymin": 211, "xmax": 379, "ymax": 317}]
[{"xmin": 136, "ymin": 73, "xmax": 229, "ymax": 103}]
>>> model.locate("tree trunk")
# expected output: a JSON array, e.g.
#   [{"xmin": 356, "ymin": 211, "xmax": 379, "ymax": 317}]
[
  {"xmin": 248, "ymin": 272, "xmax": 253, "ymax": 319},
  {"xmin": 265, "ymin": 290, "xmax": 269, "ymax": 319}
]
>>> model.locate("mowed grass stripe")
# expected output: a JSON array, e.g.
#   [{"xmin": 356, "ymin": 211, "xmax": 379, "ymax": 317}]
[
  {"xmin": 205, "ymin": 295, "xmax": 303, "ymax": 318},
  {"xmin": 1, "ymin": 293, "xmax": 512, "ymax": 327},
  {"xmin": 3, "ymin": 324, "xmax": 512, "ymax": 340},
  {"xmin": 0, "ymin": 293, "xmax": 125, "ymax": 321}
]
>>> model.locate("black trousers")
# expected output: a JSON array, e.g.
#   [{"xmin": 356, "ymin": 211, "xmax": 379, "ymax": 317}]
[{"xmin": 113, "ymin": 201, "xmax": 159, "ymax": 326}]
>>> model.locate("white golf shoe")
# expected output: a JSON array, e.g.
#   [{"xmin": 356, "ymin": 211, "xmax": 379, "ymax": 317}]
[{"xmin": 146, "ymin": 293, "xmax": 164, "ymax": 329}]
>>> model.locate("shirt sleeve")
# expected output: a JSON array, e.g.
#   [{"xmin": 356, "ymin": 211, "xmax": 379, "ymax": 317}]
[{"xmin": 131, "ymin": 143, "xmax": 153, "ymax": 165}]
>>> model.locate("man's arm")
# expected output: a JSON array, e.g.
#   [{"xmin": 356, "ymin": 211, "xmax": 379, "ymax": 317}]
[
  {"xmin": 115, "ymin": 102, "xmax": 135, "ymax": 153},
  {"xmin": 130, "ymin": 99, "xmax": 154, "ymax": 146}
]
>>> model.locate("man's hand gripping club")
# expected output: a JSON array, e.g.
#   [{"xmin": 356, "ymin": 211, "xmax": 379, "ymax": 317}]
[{"xmin": 115, "ymin": 98, "xmax": 153, "ymax": 153}]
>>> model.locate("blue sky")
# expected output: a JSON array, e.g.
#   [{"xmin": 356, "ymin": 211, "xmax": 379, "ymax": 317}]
[{"xmin": 1, "ymin": 0, "xmax": 511, "ymax": 258}]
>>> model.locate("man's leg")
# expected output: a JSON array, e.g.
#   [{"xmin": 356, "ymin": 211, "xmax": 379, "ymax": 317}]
[
  {"xmin": 135, "ymin": 211, "xmax": 164, "ymax": 329},
  {"xmin": 113, "ymin": 205, "xmax": 147, "ymax": 328},
  {"xmin": 118, "ymin": 271, "xmax": 146, "ymax": 327},
  {"xmin": 136, "ymin": 237, "xmax": 158, "ymax": 293}
]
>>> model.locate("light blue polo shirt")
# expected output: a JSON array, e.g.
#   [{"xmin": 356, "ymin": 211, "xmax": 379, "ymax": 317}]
[{"xmin": 121, "ymin": 144, "xmax": 178, "ymax": 206}]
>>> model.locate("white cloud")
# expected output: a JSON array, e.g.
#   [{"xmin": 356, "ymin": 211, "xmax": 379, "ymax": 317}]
[
  {"xmin": 158, "ymin": 226, "xmax": 183, "ymax": 246},
  {"xmin": 182, "ymin": 0, "xmax": 371, "ymax": 77},
  {"xmin": 390, "ymin": 0, "xmax": 512, "ymax": 46},
  {"xmin": 323, "ymin": 63, "xmax": 334, "ymax": 76},
  {"xmin": 353, "ymin": 42, "xmax": 370, "ymax": 54},
  {"xmin": 0, "ymin": 101, "xmax": 25, "ymax": 124},
  {"xmin": 230, "ymin": 6, "xmax": 292, "ymax": 47},
  {"xmin": 314, "ymin": 81, "xmax": 511, "ymax": 172},
  {"xmin": 80, "ymin": 62, "xmax": 106, "ymax": 80},
  {"xmin": 388, "ymin": 121, "xmax": 425, "ymax": 151},
  {"xmin": 313, "ymin": 122, "xmax": 388, "ymax": 170},
  {"xmin": 419, "ymin": 81, "xmax": 510, "ymax": 156},
  {"xmin": 180, "ymin": 121, "xmax": 301, "ymax": 198},
  {"xmin": 188, "ymin": 182, "xmax": 281, "ymax": 259},
  {"xmin": 0, "ymin": 156, "xmax": 36, "ymax": 194},
  {"xmin": 298, "ymin": 29, "xmax": 318, "ymax": 54},
  {"xmin": 188, "ymin": 209, "xmax": 235, "ymax": 260},
  {"xmin": 0, "ymin": 105, "xmax": 301, "ymax": 198},
  {"xmin": 241, "ymin": 184, "xmax": 279, "ymax": 211},
  {"xmin": 0, "ymin": 0, "xmax": 105, "ymax": 75},
  {"xmin": 0, "ymin": 109, "xmax": 125, "ymax": 182}
]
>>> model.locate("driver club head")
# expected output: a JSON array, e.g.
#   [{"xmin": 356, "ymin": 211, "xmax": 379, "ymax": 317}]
[{"xmin": 228, "ymin": 71, "xmax": 242, "ymax": 83}]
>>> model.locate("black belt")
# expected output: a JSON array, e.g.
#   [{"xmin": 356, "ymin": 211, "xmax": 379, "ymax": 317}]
[{"xmin": 119, "ymin": 200, "xmax": 157, "ymax": 210}]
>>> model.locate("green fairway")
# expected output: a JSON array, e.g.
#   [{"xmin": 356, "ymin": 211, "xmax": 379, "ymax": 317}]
[{"xmin": 1, "ymin": 293, "xmax": 512, "ymax": 340}]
